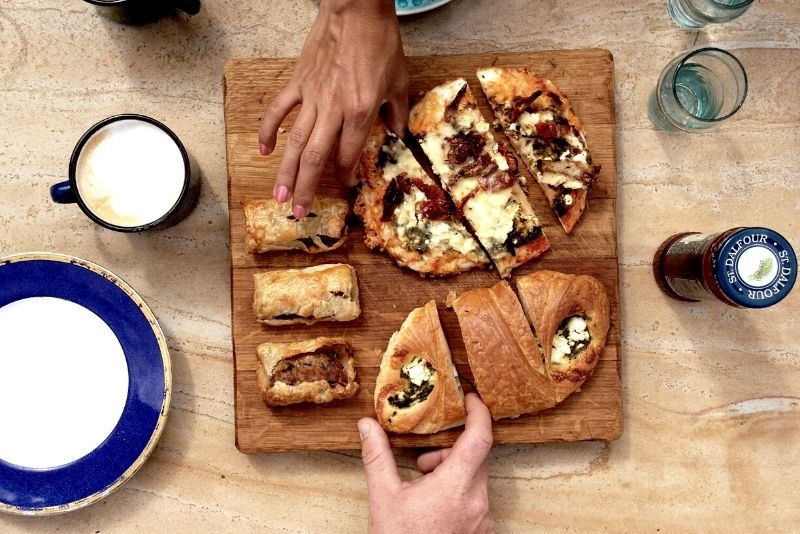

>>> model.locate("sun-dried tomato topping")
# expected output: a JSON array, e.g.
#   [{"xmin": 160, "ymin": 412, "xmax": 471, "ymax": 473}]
[
  {"xmin": 497, "ymin": 141, "xmax": 518, "ymax": 173},
  {"xmin": 444, "ymin": 83, "xmax": 469, "ymax": 123},
  {"xmin": 447, "ymin": 131, "xmax": 485, "ymax": 165},
  {"xmin": 507, "ymin": 90, "xmax": 542, "ymax": 123},
  {"xmin": 381, "ymin": 175, "xmax": 406, "ymax": 221},
  {"xmin": 413, "ymin": 179, "xmax": 453, "ymax": 220}
]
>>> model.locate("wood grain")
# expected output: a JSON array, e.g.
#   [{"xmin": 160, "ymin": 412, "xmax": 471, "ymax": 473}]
[{"xmin": 224, "ymin": 50, "xmax": 622, "ymax": 452}]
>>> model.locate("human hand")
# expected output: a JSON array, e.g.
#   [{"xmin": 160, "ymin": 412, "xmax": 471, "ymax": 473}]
[
  {"xmin": 358, "ymin": 393, "xmax": 496, "ymax": 534},
  {"xmin": 258, "ymin": 0, "xmax": 409, "ymax": 219}
]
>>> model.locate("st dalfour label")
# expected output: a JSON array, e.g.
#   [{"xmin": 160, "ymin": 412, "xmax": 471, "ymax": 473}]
[{"xmin": 717, "ymin": 229, "xmax": 796, "ymax": 307}]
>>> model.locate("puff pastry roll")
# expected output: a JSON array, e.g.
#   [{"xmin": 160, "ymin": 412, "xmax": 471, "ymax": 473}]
[
  {"xmin": 450, "ymin": 281, "xmax": 556, "ymax": 420},
  {"xmin": 374, "ymin": 300, "xmax": 466, "ymax": 434},
  {"xmin": 515, "ymin": 271, "xmax": 610, "ymax": 403},
  {"xmin": 243, "ymin": 197, "xmax": 348, "ymax": 253},
  {"xmin": 253, "ymin": 264, "xmax": 360, "ymax": 325},
  {"xmin": 256, "ymin": 337, "xmax": 359, "ymax": 406}
]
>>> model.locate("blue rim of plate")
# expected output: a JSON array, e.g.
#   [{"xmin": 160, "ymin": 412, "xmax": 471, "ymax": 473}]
[
  {"xmin": 396, "ymin": 0, "xmax": 454, "ymax": 16},
  {"xmin": 0, "ymin": 252, "xmax": 171, "ymax": 516}
]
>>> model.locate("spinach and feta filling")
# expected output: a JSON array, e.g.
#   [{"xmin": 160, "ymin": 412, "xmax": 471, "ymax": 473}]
[
  {"xmin": 551, "ymin": 315, "xmax": 591, "ymax": 366},
  {"xmin": 388, "ymin": 356, "xmax": 436, "ymax": 409}
]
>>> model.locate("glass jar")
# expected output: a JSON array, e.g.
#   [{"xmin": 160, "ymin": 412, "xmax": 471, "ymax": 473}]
[{"xmin": 653, "ymin": 227, "xmax": 797, "ymax": 308}]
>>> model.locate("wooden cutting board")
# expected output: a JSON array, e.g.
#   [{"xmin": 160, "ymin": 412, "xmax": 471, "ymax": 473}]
[{"xmin": 225, "ymin": 50, "xmax": 621, "ymax": 452}]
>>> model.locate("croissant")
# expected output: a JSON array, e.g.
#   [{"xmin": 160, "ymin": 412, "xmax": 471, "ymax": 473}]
[
  {"xmin": 450, "ymin": 281, "xmax": 556, "ymax": 420},
  {"xmin": 515, "ymin": 270, "xmax": 610, "ymax": 403},
  {"xmin": 373, "ymin": 300, "xmax": 466, "ymax": 434}
]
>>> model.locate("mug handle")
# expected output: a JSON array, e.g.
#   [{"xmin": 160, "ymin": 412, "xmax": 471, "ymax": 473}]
[
  {"xmin": 50, "ymin": 181, "xmax": 77, "ymax": 204},
  {"xmin": 172, "ymin": 0, "xmax": 201, "ymax": 15}
]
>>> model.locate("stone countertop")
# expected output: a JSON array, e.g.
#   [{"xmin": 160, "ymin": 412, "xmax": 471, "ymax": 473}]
[{"xmin": 1, "ymin": 0, "xmax": 798, "ymax": 531}]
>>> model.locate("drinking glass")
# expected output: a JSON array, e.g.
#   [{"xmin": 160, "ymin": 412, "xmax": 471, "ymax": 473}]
[
  {"xmin": 648, "ymin": 47, "xmax": 747, "ymax": 132},
  {"xmin": 667, "ymin": 0, "xmax": 754, "ymax": 29}
]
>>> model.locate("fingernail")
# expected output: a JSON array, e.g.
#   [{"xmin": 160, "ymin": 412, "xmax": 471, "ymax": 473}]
[
  {"xmin": 275, "ymin": 186, "xmax": 289, "ymax": 203},
  {"xmin": 358, "ymin": 419, "xmax": 371, "ymax": 440},
  {"xmin": 259, "ymin": 143, "xmax": 269, "ymax": 156},
  {"xmin": 292, "ymin": 204, "xmax": 306, "ymax": 219}
]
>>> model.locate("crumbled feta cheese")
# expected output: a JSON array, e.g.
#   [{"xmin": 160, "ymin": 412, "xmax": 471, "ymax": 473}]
[
  {"xmin": 563, "ymin": 194, "xmax": 573, "ymax": 206},
  {"xmin": 551, "ymin": 316, "xmax": 590, "ymax": 365},
  {"xmin": 551, "ymin": 334, "xmax": 571, "ymax": 364},
  {"xmin": 403, "ymin": 357, "xmax": 432, "ymax": 387}
]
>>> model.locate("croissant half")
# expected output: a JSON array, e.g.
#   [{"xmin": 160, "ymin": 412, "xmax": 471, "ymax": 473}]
[
  {"xmin": 450, "ymin": 281, "xmax": 556, "ymax": 420},
  {"xmin": 515, "ymin": 270, "xmax": 610, "ymax": 403},
  {"xmin": 374, "ymin": 300, "xmax": 466, "ymax": 434}
]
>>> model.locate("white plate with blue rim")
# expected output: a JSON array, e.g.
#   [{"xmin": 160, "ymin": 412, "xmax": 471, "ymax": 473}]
[
  {"xmin": 396, "ymin": 0, "xmax": 454, "ymax": 16},
  {"xmin": 0, "ymin": 252, "xmax": 171, "ymax": 515}
]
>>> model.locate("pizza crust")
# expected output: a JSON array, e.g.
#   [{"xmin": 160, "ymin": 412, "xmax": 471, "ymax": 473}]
[
  {"xmin": 353, "ymin": 123, "xmax": 489, "ymax": 276},
  {"xmin": 409, "ymin": 78, "xmax": 549, "ymax": 278},
  {"xmin": 477, "ymin": 67, "xmax": 600, "ymax": 234}
]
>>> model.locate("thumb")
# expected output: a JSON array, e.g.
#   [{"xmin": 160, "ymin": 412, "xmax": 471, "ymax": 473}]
[
  {"xmin": 383, "ymin": 92, "xmax": 409, "ymax": 138},
  {"xmin": 358, "ymin": 418, "xmax": 401, "ymax": 495}
]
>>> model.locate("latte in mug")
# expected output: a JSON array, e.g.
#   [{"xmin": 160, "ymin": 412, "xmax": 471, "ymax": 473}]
[
  {"xmin": 52, "ymin": 114, "xmax": 201, "ymax": 232},
  {"xmin": 76, "ymin": 119, "xmax": 186, "ymax": 228}
]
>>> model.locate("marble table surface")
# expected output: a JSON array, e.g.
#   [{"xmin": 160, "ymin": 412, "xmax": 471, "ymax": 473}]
[{"xmin": 1, "ymin": 0, "xmax": 798, "ymax": 531}]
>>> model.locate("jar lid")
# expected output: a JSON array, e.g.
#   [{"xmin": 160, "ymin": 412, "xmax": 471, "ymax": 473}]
[{"xmin": 714, "ymin": 227, "xmax": 797, "ymax": 308}]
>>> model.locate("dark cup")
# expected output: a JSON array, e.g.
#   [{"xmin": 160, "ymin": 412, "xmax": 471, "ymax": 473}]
[
  {"xmin": 84, "ymin": 0, "xmax": 201, "ymax": 25},
  {"xmin": 51, "ymin": 114, "xmax": 201, "ymax": 233}
]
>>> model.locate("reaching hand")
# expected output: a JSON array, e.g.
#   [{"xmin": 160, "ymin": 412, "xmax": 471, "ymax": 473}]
[
  {"xmin": 358, "ymin": 393, "xmax": 496, "ymax": 534},
  {"xmin": 258, "ymin": 0, "xmax": 409, "ymax": 219}
]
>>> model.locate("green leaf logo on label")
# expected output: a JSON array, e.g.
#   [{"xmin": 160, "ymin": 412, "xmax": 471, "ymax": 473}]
[{"xmin": 749, "ymin": 256, "xmax": 775, "ymax": 283}]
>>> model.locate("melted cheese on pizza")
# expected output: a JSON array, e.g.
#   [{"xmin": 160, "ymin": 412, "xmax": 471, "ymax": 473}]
[
  {"xmin": 393, "ymin": 187, "xmax": 479, "ymax": 256},
  {"xmin": 382, "ymin": 139, "xmax": 421, "ymax": 182},
  {"xmin": 463, "ymin": 188, "xmax": 518, "ymax": 253}
]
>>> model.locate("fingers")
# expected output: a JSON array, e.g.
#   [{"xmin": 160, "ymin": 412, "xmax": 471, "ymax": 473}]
[
  {"xmin": 383, "ymin": 91, "xmax": 409, "ymax": 138},
  {"xmin": 259, "ymin": 87, "xmax": 301, "ymax": 156},
  {"xmin": 335, "ymin": 107, "xmax": 379, "ymax": 188},
  {"xmin": 416, "ymin": 448, "xmax": 451, "ymax": 474},
  {"xmin": 358, "ymin": 418, "xmax": 401, "ymax": 496},
  {"xmin": 440, "ymin": 393, "xmax": 493, "ymax": 482},
  {"xmin": 272, "ymin": 105, "xmax": 317, "ymax": 206},
  {"xmin": 291, "ymin": 110, "xmax": 343, "ymax": 216}
]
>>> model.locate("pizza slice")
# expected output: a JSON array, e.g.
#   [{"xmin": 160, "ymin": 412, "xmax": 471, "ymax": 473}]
[
  {"xmin": 354, "ymin": 123, "xmax": 489, "ymax": 276},
  {"xmin": 477, "ymin": 67, "xmax": 601, "ymax": 233},
  {"xmin": 373, "ymin": 300, "xmax": 466, "ymax": 434},
  {"xmin": 409, "ymin": 78, "xmax": 549, "ymax": 278}
]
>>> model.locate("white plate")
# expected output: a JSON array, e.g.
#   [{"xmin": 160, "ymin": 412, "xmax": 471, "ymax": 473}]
[{"xmin": 0, "ymin": 252, "xmax": 171, "ymax": 515}]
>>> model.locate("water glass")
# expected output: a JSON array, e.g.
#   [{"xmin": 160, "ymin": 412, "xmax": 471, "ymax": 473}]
[
  {"xmin": 667, "ymin": 0, "xmax": 754, "ymax": 29},
  {"xmin": 648, "ymin": 47, "xmax": 747, "ymax": 132}
]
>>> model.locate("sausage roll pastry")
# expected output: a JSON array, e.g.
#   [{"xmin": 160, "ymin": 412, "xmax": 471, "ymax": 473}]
[
  {"xmin": 450, "ymin": 281, "xmax": 556, "ymax": 420},
  {"xmin": 243, "ymin": 197, "xmax": 348, "ymax": 253},
  {"xmin": 253, "ymin": 264, "xmax": 360, "ymax": 325},
  {"xmin": 515, "ymin": 271, "xmax": 610, "ymax": 403},
  {"xmin": 374, "ymin": 300, "xmax": 466, "ymax": 434},
  {"xmin": 256, "ymin": 337, "xmax": 359, "ymax": 406}
]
